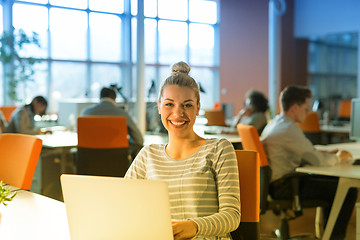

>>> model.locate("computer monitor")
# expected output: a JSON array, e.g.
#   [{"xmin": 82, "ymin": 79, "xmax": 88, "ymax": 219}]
[{"xmin": 350, "ymin": 98, "xmax": 360, "ymax": 141}]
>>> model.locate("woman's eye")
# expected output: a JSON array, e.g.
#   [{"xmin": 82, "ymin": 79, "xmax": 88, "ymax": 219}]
[
  {"xmin": 165, "ymin": 103, "xmax": 173, "ymax": 107},
  {"xmin": 184, "ymin": 104, "xmax": 193, "ymax": 108}
]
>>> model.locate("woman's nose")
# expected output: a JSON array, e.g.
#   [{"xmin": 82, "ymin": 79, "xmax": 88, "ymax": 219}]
[{"xmin": 173, "ymin": 106, "xmax": 184, "ymax": 117}]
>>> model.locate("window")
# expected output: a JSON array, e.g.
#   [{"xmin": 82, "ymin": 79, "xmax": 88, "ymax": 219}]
[
  {"xmin": 50, "ymin": 8, "xmax": 87, "ymax": 60},
  {"xmin": 89, "ymin": 13, "xmax": 122, "ymax": 62},
  {"xmin": 308, "ymin": 32, "xmax": 358, "ymax": 119},
  {"xmin": 141, "ymin": 0, "xmax": 219, "ymax": 109},
  {"xmin": 4, "ymin": 0, "xmax": 219, "ymax": 112}
]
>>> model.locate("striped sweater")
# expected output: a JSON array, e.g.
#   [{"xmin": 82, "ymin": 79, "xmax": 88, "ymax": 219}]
[{"xmin": 125, "ymin": 138, "xmax": 241, "ymax": 240}]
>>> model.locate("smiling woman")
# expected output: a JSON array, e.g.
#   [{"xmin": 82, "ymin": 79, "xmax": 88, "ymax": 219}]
[{"xmin": 125, "ymin": 61, "xmax": 241, "ymax": 240}]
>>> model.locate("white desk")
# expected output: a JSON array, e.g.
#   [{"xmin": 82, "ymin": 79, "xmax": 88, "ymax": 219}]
[
  {"xmin": 0, "ymin": 188, "xmax": 70, "ymax": 240},
  {"xmin": 296, "ymin": 142, "xmax": 360, "ymax": 240},
  {"xmin": 320, "ymin": 124, "xmax": 350, "ymax": 134},
  {"xmin": 37, "ymin": 130, "xmax": 241, "ymax": 174},
  {"xmin": 37, "ymin": 131, "xmax": 78, "ymax": 173}
]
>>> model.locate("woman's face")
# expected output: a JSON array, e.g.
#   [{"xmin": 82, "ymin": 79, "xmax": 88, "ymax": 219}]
[
  {"xmin": 33, "ymin": 100, "xmax": 47, "ymax": 116},
  {"xmin": 158, "ymin": 85, "xmax": 200, "ymax": 137}
]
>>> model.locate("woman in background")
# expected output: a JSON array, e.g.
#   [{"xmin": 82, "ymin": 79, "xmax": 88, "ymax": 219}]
[
  {"xmin": 125, "ymin": 61, "xmax": 240, "ymax": 240},
  {"xmin": 6, "ymin": 96, "xmax": 49, "ymax": 135},
  {"xmin": 232, "ymin": 89, "xmax": 269, "ymax": 134}
]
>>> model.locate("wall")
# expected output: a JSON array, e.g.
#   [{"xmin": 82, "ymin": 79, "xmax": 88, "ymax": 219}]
[
  {"xmin": 219, "ymin": 0, "xmax": 315, "ymax": 116},
  {"xmin": 294, "ymin": 0, "xmax": 360, "ymax": 37},
  {"xmin": 219, "ymin": 0, "xmax": 269, "ymax": 115}
]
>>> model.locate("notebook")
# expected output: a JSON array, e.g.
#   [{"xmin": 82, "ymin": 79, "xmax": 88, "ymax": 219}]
[{"xmin": 60, "ymin": 174, "xmax": 173, "ymax": 240}]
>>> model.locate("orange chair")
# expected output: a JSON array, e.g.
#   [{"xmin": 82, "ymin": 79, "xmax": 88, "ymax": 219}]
[
  {"xmin": 0, "ymin": 105, "xmax": 17, "ymax": 122},
  {"xmin": 230, "ymin": 150, "xmax": 260, "ymax": 240},
  {"xmin": 204, "ymin": 109, "xmax": 227, "ymax": 126},
  {"xmin": 77, "ymin": 116, "xmax": 130, "ymax": 177},
  {"xmin": 237, "ymin": 123, "xmax": 327, "ymax": 239},
  {"xmin": 0, "ymin": 133, "xmax": 42, "ymax": 190},
  {"xmin": 337, "ymin": 99, "xmax": 352, "ymax": 120},
  {"xmin": 297, "ymin": 111, "xmax": 322, "ymax": 144}
]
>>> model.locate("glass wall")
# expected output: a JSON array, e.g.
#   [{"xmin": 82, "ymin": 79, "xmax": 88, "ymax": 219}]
[
  {"xmin": 2, "ymin": 0, "xmax": 219, "ymax": 112},
  {"xmin": 308, "ymin": 32, "xmax": 358, "ymax": 119}
]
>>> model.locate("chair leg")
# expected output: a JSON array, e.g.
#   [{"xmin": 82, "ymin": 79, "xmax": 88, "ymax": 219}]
[
  {"xmin": 315, "ymin": 207, "xmax": 323, "ymax": 239},
  {"xmin": 279, "ymin": 217, "xmax": 290, "ymax": 240}
]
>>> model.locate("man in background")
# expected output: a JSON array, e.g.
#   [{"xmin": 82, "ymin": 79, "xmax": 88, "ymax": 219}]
[
  {"xmin": 80, "ymin": 87, "xmax": 144, "ymax": 159},
  {"xmin": 261, "ymin": 85, "xmax": 357, "ymax": 240}
]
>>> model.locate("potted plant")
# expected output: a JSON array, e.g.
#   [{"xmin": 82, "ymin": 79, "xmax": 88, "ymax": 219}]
[
  {"xmin": 0, "ymin": 181, "xmax": 17, "ymax": 206},
  {"xmin": 0, "ymin": 29, "xmax": 41, "ymax": 102}
]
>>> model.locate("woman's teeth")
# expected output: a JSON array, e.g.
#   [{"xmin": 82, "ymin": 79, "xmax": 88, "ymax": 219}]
[{"xmin": 171, "ymin": 121, "xmax": 185, "ymax": 125}]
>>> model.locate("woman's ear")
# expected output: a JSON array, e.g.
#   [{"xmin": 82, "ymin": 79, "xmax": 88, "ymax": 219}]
[{"xmin": 196, "ymin": 102, "xmax": 201, "ymax": 116}]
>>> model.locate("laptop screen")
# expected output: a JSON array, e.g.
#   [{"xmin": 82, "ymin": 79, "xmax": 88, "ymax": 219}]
[{"xmin": 60, "ymin": 174, "xmax": 173, "ymax": 240}]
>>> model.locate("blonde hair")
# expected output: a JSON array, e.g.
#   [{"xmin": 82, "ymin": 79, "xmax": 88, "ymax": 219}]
[{"xmin": 158, "ymin": 61, "xmax": 200, "ymax": 103}]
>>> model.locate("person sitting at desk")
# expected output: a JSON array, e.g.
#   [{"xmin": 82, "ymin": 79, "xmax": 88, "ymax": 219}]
[
  {"xmin": 5, "ymin": 96, "xmax": 50, "ymax": 135},
  {"xmin": 80, "ymin": 87, "xmax": 144, "ymax": 158},
  {"xmin": 261, "ymin": 85, "xmax": 357, "ymax": 240},
  {"xmin": 231, "ymin": 89, "xmax": 269, "ymax": 134},
  {"xmin": 125, "ymin": 61, "xmax": 240, "ymax": 240}
]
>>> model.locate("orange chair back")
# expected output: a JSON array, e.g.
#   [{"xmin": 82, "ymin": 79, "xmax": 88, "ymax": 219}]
[
  {"xmin": 237, "ymin": 123, "xmax": 269, "ymax": 167},
  {"xmin": 213, "ymin": 102, "xmax": 221, "ymax": 110},
  {"xmin": 0, "ymin": 105, "xmax": 17, "ymax": 122},
  {"xmin": 337, "ymin": 99, "xmax": 352, "ymax": 118},
  {"xmin": 297, "ymin": 111, "xmax": 321, "ymax": 133},
  {"xmin": 204, "ymin": 109, "xmax": 227, "ymax": 126},
  {"xmin": 235, "ymin": 150, "xmax": 260, "ymax": 222},
  {"xmin": 77, "ymin": 116, "xmax": 129, "ymax": 149},
  {"xmin": 0, "ymin": 133, "xmax": 42, "ymax": 190}
]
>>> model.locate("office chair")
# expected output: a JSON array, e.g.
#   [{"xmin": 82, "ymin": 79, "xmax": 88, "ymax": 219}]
[
  {"xmin": 230, "ymin": 150, "xmax": 260, "ymax": 240},
  {"xmin": 0, "ymin": 133, "xmax": 42, "ymax": 190},
  {"xmin": 204, "ymin": 109, "xmax": 227, "ymax": 126},
  {"xmin": 77, "ymin": 116, "xmax": 130, "ymax": 177},
  {"xmin": 337, "ymin": 99, "xmax": 351, "ymax": 121},
  {"xmin": 236, "ymin": 123, "xmax": 328, "ymax": 240},
  {"xmin": 0, "ymin": 105, "xmax": 17, "ymax": 122},
  {"xmin": 297, "ymin": 111, "xmax": 322, "ymax": 145}
]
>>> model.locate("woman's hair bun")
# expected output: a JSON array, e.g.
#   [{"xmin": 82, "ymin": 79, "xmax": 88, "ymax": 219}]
[{"xmin": 171, "ymin": 61, "xmax": 191, "ymax": 75}]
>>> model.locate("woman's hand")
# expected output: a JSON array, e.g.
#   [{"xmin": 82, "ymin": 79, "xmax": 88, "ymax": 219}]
[{"xmin": 172, "ymin": 220, "xmax": 198, "ymax": 240}]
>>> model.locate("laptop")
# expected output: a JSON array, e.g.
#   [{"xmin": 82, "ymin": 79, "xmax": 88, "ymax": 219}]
[{"xmin": 60, "ymin": 174, "xmax": 173, "ymax": 240}]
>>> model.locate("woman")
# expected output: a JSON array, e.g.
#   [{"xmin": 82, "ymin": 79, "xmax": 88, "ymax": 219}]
[
  {"xmin": 5, "ymin": 96, "xmax": 49, "ymax": 135},
  {"xmin": 232, "ymin": 89, "xmax": 269, "ymax": 134},
  {"xmin": 125, "ymin": 61, "xmax": 240, "ymax": 240}
]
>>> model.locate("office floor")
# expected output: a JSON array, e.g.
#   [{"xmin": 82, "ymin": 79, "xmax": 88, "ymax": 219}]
[{"xmin": 259, "ymin": 196, "xmax": 358, "ymax": 240}]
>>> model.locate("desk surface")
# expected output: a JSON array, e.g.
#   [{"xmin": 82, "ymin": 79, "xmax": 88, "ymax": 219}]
[
  {"xmin": 296, "ymin": 141, "xmax": 360, "ymax": 240},
  {"xmin": 320, "ymin": 124, "xmax": 350, "ymax": 134},
  {"xmin": 297, "ymin": 164, "xmax": 360, "ymax": 179},
  {"xmin": 0, "ymin": 188, "xmax": 70, "ymax": 240},
  {"xmin": 297, "ymin": 142, "xmax": 360, "ymax": 180},
  {"xmin": 37, "ymin": 127, "xmax": 241, "ymax": 148}
]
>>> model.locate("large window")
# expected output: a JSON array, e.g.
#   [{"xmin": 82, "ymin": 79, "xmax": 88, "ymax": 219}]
[
  {"xmin": 3, "ymin": 0, "xmax": 219, "ymax": 112},
  {"xmin": 308, "ymin": 32, "xmax": 358, "ymax": 119},
  {"xmin": 140, "ymin": 0, "xmax": 219, "ymax": 109}
]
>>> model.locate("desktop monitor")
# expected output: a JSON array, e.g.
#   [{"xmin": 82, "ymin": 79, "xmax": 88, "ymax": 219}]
[{"xmin": 350, "ymin": 98, "xmax": 360, "ymax": 141}]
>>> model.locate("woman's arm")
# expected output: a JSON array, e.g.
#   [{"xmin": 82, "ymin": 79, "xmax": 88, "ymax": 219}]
[{"xmin": 190, "ymin": 139, "xmax": 241, "ymax": 237}]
